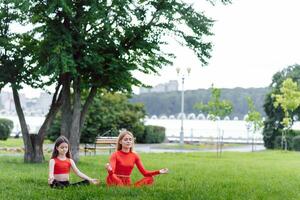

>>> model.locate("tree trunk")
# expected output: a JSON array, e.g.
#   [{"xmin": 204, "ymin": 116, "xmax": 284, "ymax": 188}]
[
  {"xmin": 69, "ymin": 77, "xmax": 81, "ymax": 162},
  {"xmin": 29, "ymin": 134, "xmax": 44, "ymax": 162},
  {"xmin": 62, "ymin": 82, "xmax": 98, "ymax": 162},
  {"xmin": 12, "ymin": 87, "xmax": 34, "ymax": 162},
  {"xmin": 60, "ymin": 73, "xmax": 72, "ymax": 138},
  {"xmin": 13, "ymin": 81, "xmax": 63, "ymax": 163},
  {"xmin": 80, "ymin": 86, "xmax": 97, "ymax": 130},
  {"xmin": 36, "ymin": 82, "xmax": 63, "ymax": 151}
]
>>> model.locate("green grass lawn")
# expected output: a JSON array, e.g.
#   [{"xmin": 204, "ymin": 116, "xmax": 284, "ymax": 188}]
[
  {"xmin": 0, "ymin": 138, "xmax": 52, "ymax": 148},
  {"xmin": 1, "ymin": 151, "xmax": 300, "ymax": 200}
]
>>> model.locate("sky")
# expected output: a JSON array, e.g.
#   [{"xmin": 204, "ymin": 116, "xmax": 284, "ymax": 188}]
[
  {"xmin": 133, "ymin": 0, "xmax": 300, "ymax": 93},
  {"xmin": 3, "ymin": 0, "xmax": 300, "ymax": 98}
]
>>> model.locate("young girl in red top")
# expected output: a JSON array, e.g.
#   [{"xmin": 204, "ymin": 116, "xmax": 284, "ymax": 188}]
[
  {"xmin": 105, "ymin": 130, "xmax": 168, "ymax": 187},
  {"xmin": 48, "ymin": 136, "xmax": 99, "ymax": 188}
]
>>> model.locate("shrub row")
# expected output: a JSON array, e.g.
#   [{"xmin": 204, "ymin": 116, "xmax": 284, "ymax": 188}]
[
  {"xmin": 135, "ymin": 125, "xmax": 166, "ymax": 144},
  {"xmin": 48, "ymin": 124, "xmax": 166, "ymax": 144},
  {"xmin": 0, "ymin": 118, "xmax": 14, "ymax": 140},
  {"xmin": 274, "ymin": 132, "xmax": 300, "ymax": 151}
]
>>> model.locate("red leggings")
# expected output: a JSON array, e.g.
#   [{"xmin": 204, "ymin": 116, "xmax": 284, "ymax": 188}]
[{"xmin": 106, "ymin": 174, "xmax": 154, "ymax": 187}]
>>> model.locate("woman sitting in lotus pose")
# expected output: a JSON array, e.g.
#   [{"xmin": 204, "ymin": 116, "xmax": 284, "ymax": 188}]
[{"xmin": 105, "ymin": 130, "xmax": 168, "ymax": 187}]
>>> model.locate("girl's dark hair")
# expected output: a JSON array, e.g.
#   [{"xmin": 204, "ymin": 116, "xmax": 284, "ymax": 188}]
[{"xmin": 51, "ymin": 136, "xmax": 72, "ymax": 159}]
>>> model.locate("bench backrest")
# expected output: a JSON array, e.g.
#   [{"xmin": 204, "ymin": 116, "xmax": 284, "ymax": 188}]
[{"xmin": 95, "ymin": 137, "xmax": 118, "ymax": 144}]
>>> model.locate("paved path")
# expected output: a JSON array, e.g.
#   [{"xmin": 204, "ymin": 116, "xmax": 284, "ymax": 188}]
[{"xmin": 0, "ymin": 143, "xmax": 266, "ymax": 156}]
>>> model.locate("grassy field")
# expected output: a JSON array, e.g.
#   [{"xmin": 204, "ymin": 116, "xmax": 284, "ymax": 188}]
[
  {"xmin": 0, "ymin": 138, "xmax": 52, "ymax": 148},
  {"xmin": 1, "ymin": 151, "xmax": 300, "ymax": 200}
]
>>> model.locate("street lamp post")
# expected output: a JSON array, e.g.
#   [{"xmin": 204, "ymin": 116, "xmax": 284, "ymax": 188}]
[
  {"xmin": 245, "ymin": 122, "xmax": 251, "ymax": 144},
  {"xmin": 176, "ymin": 67, "xmax": 191, "ymax": 144}
]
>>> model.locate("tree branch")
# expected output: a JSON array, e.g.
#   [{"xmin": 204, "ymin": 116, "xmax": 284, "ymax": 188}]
[{"xmin": 80, "ymin": 85, "xmax": 98, "ymax": 130}]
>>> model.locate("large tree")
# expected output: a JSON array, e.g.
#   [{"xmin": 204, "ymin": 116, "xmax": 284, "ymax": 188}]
[
  {"xmin": 8, "ymin": 0, "xmax": 231, "ymax": 162},
  {"xmin": 0, "ymin": 0, "xmax": 58, "ymax": 163},
  {"xmin": 272, "ymin": 78, "xmax": 300, "ymax": 151},
  {"xmin": 263, "ymin": 64, "xmax": 300, "ymax": 149}
]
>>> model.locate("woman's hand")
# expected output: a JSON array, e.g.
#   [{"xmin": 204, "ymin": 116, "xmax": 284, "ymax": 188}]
[
  {"xmin": 159, "ymin": 168, "xmax": 169, "ymax": 174},
  {"xmin": 48, "ymin": 177, "xmax": 54, "ymax": 185},
  {"xmin": 105, "ymin": 163, "xmax": 112, "ymax": 171}
]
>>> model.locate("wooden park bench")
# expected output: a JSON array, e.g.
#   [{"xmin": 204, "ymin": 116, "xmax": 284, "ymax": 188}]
[{"xmin": 84, "ymin": 136, "xmax": 118, "ymax": 155}]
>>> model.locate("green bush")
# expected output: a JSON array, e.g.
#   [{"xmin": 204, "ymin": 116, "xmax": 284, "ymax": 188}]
[
  {"xmin": 291, "ymin": 130, "xmax": 300, "ymax": 136},
  {"xmin": 0, "ymin": 118, "xmax": 14, "ymax": 140},
  {"xmin": 270, "ymin": 129, "xmax": 300, "ymax": 150},
  {"xmin": 274, "ymin": 135, "xmax": 293, "ymax": 150},
  {"xmin": 292, "ymin": 136, "xmax": 300, "ymax": 151},
  {"xmin": 47, "ymin": 92, "xmax": 146, "ymax": 143},
  {"xmin": 142, "ymin": 125, "xmax": 165, "ymax": 144},
  {"xmin": 130, "ymin": 124, "xmax": 144, "ymax": 143}
]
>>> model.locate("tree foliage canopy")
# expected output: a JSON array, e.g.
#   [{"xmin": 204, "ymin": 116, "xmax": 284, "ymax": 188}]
[
  {"xmin": 272, "ymin": 78, "xmax": 300, "ymax": 128},
  {"xmin": 194, "ymin": 86, "xmax": 233, "ymax": 120},
  {"xmin": 245, "ymin": 97, "xmax": 263, "ymax": 134},
  {"xmin": 0, "ymin": 0, "xmax": 40, "ymax": 90},
  {"xmin": 27, "ymin": 0, "xmax": 230, "ymax": 92},
  {"xmin": 263, "ymin": 64, "xmax": 300, "ymax": 149},
  {"xmin": 47, "ymin": 90, "xmax": 146, "ymax": 143}
]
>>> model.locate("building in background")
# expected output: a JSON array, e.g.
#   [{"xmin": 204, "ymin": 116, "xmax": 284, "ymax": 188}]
[
  {"xmin": 139, "ymin": 80, "xmax": 178, "ymax": 94},
  {"xmin": 0, "ymin": 92, "xmax": 52, "ymax": 116},
  {"xmin": 36, "ymin": 92, "xmax": 52, "ymax": 114}
]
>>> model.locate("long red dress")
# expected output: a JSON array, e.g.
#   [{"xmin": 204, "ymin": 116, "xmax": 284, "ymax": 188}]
[{"xmin": 106, "ymin": 150, "xmax": 160, "ymax": 187}]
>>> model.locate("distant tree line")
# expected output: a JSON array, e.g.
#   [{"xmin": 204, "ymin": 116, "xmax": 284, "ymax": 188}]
[{"xmin": 130, "ymin": 87, "xmax": 269, "ymax": 119}]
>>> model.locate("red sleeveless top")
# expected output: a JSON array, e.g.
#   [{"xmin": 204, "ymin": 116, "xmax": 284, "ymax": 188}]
[{"xmin": 54, "ymin": 158, "xmax": 71, "ymax": 175}]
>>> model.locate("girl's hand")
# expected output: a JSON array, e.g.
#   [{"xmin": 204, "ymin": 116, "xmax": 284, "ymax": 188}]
[
  {"xmin": 105, "ymin": 163, "xmax": 112, "ymax": 171},
  {"xmin": 89, "ymin": 179, "xmax": 100, "ymax": 185},
  {"xmin": 159, "ymin": 168, "xmax": 169, "ymax": 174},
  {"xmin": 48, "ymin": 177, "xmax": 54, "ymax": 184}
]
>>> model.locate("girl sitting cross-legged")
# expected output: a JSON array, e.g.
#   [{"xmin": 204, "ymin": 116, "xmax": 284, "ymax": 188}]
[
  {"xmin": 48, "ymin": 136, "xmax": 99, "ymax": 188},
  {"xmin": 105, "ymin": 130, "xmax": 168, "ymax": 187}
]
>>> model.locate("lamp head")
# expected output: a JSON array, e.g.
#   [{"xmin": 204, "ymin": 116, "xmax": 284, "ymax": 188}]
[
  {"xmin": 187, "ymin": 67, "xmax": 191, "ymax": 75},
  {"xmin": 176, "ymin": 67, "xmax": 180, "ymax": 75}
]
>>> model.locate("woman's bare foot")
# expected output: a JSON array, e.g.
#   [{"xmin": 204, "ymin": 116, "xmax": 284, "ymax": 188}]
[{"xmin": 90, "ymin": 179, "xmax": 100, "ymax": 185}]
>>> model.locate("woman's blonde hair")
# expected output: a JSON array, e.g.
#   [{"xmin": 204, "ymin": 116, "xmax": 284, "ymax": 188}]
[{"xmin": 116, "ymin": 130, "xmax": 134, "ymax": 152}]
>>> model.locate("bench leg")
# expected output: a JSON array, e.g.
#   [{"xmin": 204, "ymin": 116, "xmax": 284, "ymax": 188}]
[{"xmin": 109, "ymin": 144, "xmax": 113, "ymax": 154}]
